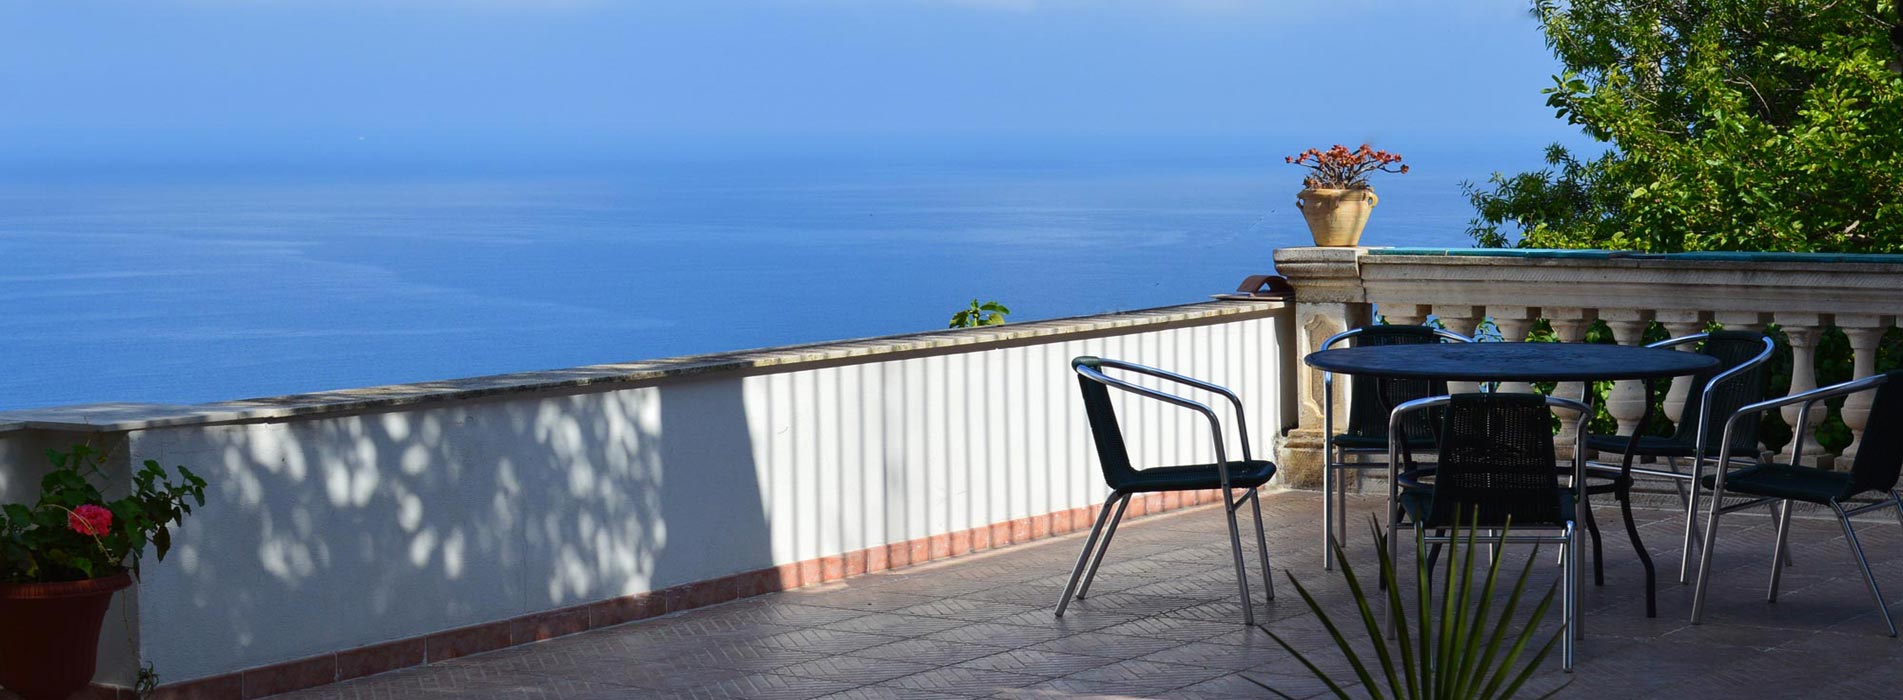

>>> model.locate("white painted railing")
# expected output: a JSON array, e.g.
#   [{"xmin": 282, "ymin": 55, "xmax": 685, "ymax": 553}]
[
  {"xmin": 1274, "ymin": 246, "xmax": 1903, "ymax": 478},
  {"xmin": 0, "ymin": 299, "xmax": 1292, "ymax": 694}
]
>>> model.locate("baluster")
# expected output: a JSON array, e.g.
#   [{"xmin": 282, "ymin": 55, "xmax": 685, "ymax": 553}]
[
  {"xmin": 1381, "ymin": 303, "xmax": 1429, "ymax": 327},
  {"xmin": 1489, "ymin": 305, "xmax": 1537, "ymax": 395},
  {"xmin": 1435, "ymin": 305, "xmax": 1484, "ymax": 394},
  {"xmin": 1656, "ymin": 310, "xmax": 1706, "ymax": 433},
  {"xmin": 1547, "ymin": 307, "xmax": 1594, "ymax": 446},
  {"xmin": 1600, "ymin": 309, "xmax": 1654, "ymax": 439},
  {"xmin": 1775, "ymin": 313, "xmax": 1828, "ymax": 468},
  {"xmin": 1836, "ymin": 315, "xmax": 1886, "ymax": 465}
]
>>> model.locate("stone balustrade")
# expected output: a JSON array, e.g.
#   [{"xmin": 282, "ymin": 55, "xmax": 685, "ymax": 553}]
[{"xmin": 1273, "ymin": 246, "xmax": 1903, "ymax": 484}]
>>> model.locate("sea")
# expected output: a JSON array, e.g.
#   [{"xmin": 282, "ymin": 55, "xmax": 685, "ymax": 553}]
[{"xmin": 0, "ymin": 145, "xmax": 1512, "ymax": 410}]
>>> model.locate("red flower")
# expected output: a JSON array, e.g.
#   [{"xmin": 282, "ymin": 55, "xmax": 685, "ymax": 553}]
[{"xmin": 69, "ymin": 504, "xmax": 112, "ymax": 537}]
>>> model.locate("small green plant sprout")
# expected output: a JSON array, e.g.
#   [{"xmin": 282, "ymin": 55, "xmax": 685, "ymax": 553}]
[
  {"xmin": 948, "ymin": 299, "xmax": 1010, "ymax": 329},
  {"xmin": 1252, "ymin": 514, "xmax": 1570, "ymax": 700}
]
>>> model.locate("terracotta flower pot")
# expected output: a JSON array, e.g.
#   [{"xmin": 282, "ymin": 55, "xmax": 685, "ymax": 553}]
[
  {"xmin": 1296, "ymin": 187, "xmax": 1378, "ymax": 247},
  {"xmin": 0, "ymin": 572, "xmax": 132, "ymax": 700}
]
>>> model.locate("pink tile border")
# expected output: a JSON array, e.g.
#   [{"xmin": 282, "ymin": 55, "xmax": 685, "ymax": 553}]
[
  {"xmin": 140, "ymin": 491, "xmax": 1230, "ymax": 699},
  {"xmin": 336, "ymin": 638, "xmax": 425, "ymax": 681}
]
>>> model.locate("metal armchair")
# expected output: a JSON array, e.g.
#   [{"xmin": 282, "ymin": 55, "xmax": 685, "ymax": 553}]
[
  {"xmin": 1691, "ymin": 370, "xmax": 1903, "ymax": 636},
  {"xmin": 1388, "ymin": 392, "xmax": 1593, "ymax": 671},
  {"xmin": 1582, "ymin": 330, "xmax": 1776, "ymax": 585},
  {"xmin": 1063, "ymin": 357, "xmax": 1278, "ymax": 625}
]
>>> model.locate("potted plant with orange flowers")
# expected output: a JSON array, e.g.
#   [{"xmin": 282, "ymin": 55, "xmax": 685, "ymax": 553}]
[
  {"xmin": 1288, "ymin": 144, "xmax": 1408, "ymax": 246},
  {"xmin": 0, "ymin": 444, "xmax": 205, "ymax": 700}
]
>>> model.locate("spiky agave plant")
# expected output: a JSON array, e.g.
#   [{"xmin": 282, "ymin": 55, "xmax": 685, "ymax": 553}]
[{"xmin": 1253, "ymin": 516, "xmax": 1570, "ymax": 700}]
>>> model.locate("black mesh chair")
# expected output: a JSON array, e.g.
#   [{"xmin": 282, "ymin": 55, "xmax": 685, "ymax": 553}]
[
  {"xmin": 1582, "ymin": 330, "xmax": 1776, "ymax": 585},
  {"xmin": 1388, "ymin": 392, "xmax": 1591, "ymax": 671},
  {"xmin": 1063, "ymin": 357, "xmax": 1278, "ymax": 624},
  {"xmin": 1320, "ymin": 324, "xmax": 1473, "ymax": 570},
  {"xmin": 1691, "ymin": 370, "xmax": 1903, "ymax": 636}
]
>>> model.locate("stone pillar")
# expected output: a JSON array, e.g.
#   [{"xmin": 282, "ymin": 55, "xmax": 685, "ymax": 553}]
[
  {"xmin": 1655, "ymin": 309, "xmax": 1707, "ymax": 432},
  {"xmin": 1837, "ymin": 316, "xmax": 1887, "ymax": 465},
  {"xmin": 1489, "ymin": 305, "xmax": 1538, "ymax": 395},
  {"xmin": 1775, "ymin": 313, "xmax": 1828, "ymax": 468},
  {"xmin": 1599, "ymin": 308, "xmax": 1654, "ymax": 438},
  {"xmin": 1546, "ymin": 307, "xmax": 1594, "ymax": 446},
  {"xmin": 1273, "ymin": 247, "xmax": 1372, "ymax": 487}
]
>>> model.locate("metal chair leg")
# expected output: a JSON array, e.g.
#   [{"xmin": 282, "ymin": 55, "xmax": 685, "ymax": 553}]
[
  {"xmin": 1891, "ymin": 490, "xmax": 1903, "ymax": 532},
  {"xmin": 1075, "ymin": 494, "xmax": 1132, "ymax": 600},
  {"xmin": 1563, "ymin": 522, "xmax": 1577, "ymax": 672},
  {"xmin": 1384, "ymin": 515, "xmax": 1407, "ymax": 639},
  {"xmin": 1572, "ymin": 521, "xmax": 1585, "ymax": 642},
  {"xmin": 1679, "ymin": 460, "xmax": 1705, "ymax": 585},
  {"xmin": 1829, "ymin": 500, "xmax": 1898, "ymax": 637},
  {"xmin": 1322, "ymin": 451, "xmax": 1335, "ymax": 571},
  {"xmin": 1056, "ymin": 493, "xmax": 1122, "ymax": 617},
  {"xmin": 1768, "ymin": 499, "xmax": 1794, "ymax": 602},
  {"xmin": 1768, "ymin": 499, "xmax": 1795, "ymax": 568},
  {"xmin": 1221, "ymin": 487, "xmax": 1255, "ymax": 626},
  {"xmin": 1690, "ymin": 485, "xmax": 1727, "ymax": 625},
  {"xmin": 1580, "ymin": 490, "xmax": 1605, "ymax": 585},
  {"xmin": 1248, "ymin": 488, "xmax": 1275, "ymax": 600},
  {"xmin": 1337, "ymin": 458, "xmax": 1352, "ymax": 569}
]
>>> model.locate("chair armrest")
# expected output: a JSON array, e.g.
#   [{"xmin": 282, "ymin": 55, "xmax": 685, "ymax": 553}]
[
  {"xmin": 1090, "ymin": 358, "xmax": 1253, "ymax": 463},
  {"xmin": 1712, "ymin": 373, "xmax": 1893, "ymax": 486},
  {"xmin": 1645, "ymin": 333, "xmax": 1711, "ymax": 350},
  {"xmin": 1073, "ymin": 362, "xmax": 1240, "ymax": 486}
]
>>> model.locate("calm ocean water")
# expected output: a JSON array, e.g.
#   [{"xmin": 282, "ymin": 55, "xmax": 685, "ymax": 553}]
[{"xmin": 0, "ymin": 152, "xmax": 1488, "ymax": 410}]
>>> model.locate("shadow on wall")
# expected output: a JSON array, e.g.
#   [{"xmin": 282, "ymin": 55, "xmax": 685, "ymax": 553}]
[{"xmin": 132, "ymin": 377, "xmax": 772, "ymax": 681}]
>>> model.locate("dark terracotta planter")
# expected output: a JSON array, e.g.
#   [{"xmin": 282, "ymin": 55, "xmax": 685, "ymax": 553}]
[{"xmin": 0, "ymin": 572, "xmax": 132, "ymax": 700}]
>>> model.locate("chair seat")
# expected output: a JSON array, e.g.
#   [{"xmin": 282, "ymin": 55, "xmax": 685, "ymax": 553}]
[
  {"xmin": 1584, "ymin": 433, "xmax": 1707, "ymax": 458},
  {"xmin": 1400, "ymin": 486, "xmax": 1575, "ymax": 528},
  {"xmin": 1331, "ymin": 434, "xmax": 1435, "ymax": 451},
  {"xmin": 1699, "ymin": 463, "xmax": 1857, "ymax": 504},
  {"xmin": 1115, "ymin": 459, "xmax": 1276, "ymax": 493}
]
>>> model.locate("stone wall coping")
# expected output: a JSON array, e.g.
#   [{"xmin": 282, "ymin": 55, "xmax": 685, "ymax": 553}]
[
  {"xmin": 1368, "ymin": 247, "xmax": 1903, "ymax": 265},
  {"xmin": 0, "ymin": 299, "xmax": 1287, "ymax": 435}
]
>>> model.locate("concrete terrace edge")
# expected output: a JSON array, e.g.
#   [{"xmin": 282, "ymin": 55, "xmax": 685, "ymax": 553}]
[{"xmin": 0, "ymin": 299, "xmax": 1287, "ymax": 435}]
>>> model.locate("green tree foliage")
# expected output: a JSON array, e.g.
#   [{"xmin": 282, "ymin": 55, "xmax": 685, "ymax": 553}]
[{"xmin": 1465, "ymin": 0, "xmax": 1903, "ymax": 252}]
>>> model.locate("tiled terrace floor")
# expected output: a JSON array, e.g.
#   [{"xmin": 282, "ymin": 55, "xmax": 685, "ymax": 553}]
[{"xmin": 271, "ymin": 490, "xmax": 1903, "ymax": 699}]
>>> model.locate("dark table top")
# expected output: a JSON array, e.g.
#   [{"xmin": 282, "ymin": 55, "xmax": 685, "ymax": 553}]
[{"xmin": 1304, "ymin": 342, "xmax": 1720, "ymax": 382}]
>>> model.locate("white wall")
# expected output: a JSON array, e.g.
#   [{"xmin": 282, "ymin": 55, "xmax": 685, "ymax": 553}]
[{"xmin": 2, "ymin": 302, "xmax": 1292, "ymax": 683}]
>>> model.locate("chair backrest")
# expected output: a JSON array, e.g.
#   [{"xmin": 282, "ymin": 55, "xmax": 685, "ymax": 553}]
[
  {"xmin": 1673, "ymin": 330, "xmax": 1774, "ymax": 454},
  {"xmin": 1334, "ymin": 324, "xmax": 1460, "ymax": 445},
  {"xmin": 1074, "ymin": 358, "xmax": 1141, "ymax": 490},
  {"xmin": 1848, "ymin": 371, "xmax": 1903, "ymax": 497},
  {"xmin": 1424, "ymin": 393, "xmax": 1569, "ymax": 527}
]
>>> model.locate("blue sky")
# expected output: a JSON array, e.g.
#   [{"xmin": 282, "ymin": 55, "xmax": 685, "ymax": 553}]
[{"xmin": 1, "ymin": 0, "xmax": 1582, "ymax": 161}]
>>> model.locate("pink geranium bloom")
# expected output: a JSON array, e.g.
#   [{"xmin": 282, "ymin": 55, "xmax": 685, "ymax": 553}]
[{"xmin": 69, "ymin": 504, "xmax": 112, "ymax": 537}]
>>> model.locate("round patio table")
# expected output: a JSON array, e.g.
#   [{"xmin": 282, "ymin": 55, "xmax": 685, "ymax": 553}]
[{"xmin": 1305, "ymin": 341, "xmax": 1719, "ymax": 618}]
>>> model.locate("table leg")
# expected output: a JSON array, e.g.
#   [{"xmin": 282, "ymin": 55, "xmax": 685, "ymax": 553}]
[
  {"xmin": 1619, "ymin": 378, "xmax": 1659, "ymax": 618},
  {"xmin": 1580, "ymin": 492, "xmax": 1605, "ymax": 585}
]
